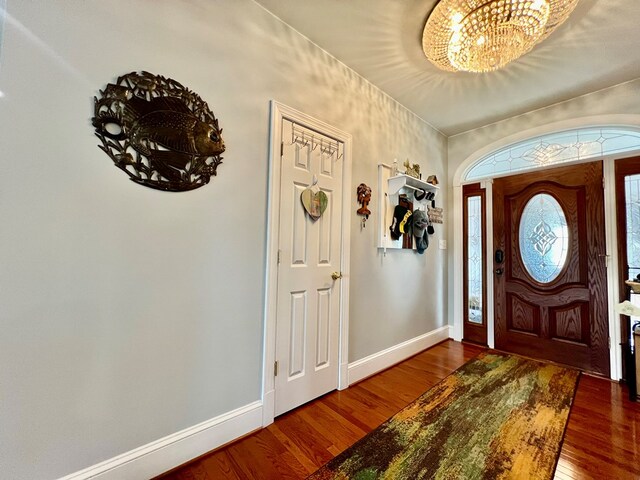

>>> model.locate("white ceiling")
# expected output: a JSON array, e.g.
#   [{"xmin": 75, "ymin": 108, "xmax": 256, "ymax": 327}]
[{"xmin": 254, "ymin": 0, "xmax": 640, "ymax": 136}]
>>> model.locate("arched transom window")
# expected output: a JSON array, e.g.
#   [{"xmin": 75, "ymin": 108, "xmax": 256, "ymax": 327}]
[{"xmin": 465, "ymin": 127, "xmax": 640, "ymax": 182}]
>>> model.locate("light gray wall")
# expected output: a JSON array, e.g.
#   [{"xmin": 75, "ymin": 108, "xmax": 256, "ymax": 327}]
[
  {"xmin": 0, "ymin": 1, "xmax": 447, "ymax": 478},
  {"xmin": 445, "ymin": 79, "xmax": 640, "ymax": 329},
  {"xmin": 349, "ymin": 104, "xmax": 447, "ymax": 362}
]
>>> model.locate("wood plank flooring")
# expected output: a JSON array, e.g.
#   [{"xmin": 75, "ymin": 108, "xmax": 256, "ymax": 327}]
[{"xmin": 157, "ymin": 340, "xmax": 640, "ymax": 480}]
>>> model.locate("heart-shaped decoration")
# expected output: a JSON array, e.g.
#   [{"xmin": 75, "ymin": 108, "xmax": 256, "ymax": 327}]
[{"xmin": 301, "ymin": 188, "xmax": 328, "ymax": 221}]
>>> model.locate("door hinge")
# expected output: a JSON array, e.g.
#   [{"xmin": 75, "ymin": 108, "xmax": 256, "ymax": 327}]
[
  {"xmin": 277, "ymin": 249, "xmax": 281, "ymax": 264},
  {"xmin": 602, "ymin": 176, "xmax": 605, "ymax": 189},
  {"xmin": 608, "ymin": 337, "xmax": 611, "ymax": 349},
  {"xmin": 274, "ymin": 360, "xmax": 279, "ymax": 377},
  {"xmin": 280, "ymin": 141, "xmax": 284, "ymax": 158}
]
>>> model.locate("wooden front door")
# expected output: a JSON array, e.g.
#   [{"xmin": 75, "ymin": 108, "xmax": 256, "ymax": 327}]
[{"xmin": 493, "ymin": 161, "xmax": 610, "ymax": 376}]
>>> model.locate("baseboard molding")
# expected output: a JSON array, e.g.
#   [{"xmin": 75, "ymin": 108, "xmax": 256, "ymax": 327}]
[
  {"xmin": 450, "ymin": 321, "xmax": 463, "ymax": 342},
  {"xmin": 58, "ymin": 401, "xmax": 263, "ymax": 480},
  {"xmin": 348, "ymin": 325, "xmax": 451, "ymax": 385},
  {"xmin": 262, "ymin": 389, "xmax": 275, "ymax": 427},
  {"xmin": 59, "ymin": 327, "xmax": 457, "ymax": 479}
]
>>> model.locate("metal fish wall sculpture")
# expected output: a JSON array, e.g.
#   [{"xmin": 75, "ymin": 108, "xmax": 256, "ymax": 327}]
[{"xmin": 93, "ymin": 71, "xmax": 225, "ymax": 192}]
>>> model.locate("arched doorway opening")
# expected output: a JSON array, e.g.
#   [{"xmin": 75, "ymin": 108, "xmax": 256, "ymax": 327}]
[{"xmin": 452, "ymin": 123, "xmax": 640, "ymax": 380}]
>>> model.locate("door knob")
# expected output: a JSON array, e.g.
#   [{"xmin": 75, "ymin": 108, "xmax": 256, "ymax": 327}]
[
  {"xmin": 331, "ymin": 272, "xmax": 343, "ymax": 280},
  {"xmin": 495, "ymin": 268, "xmax": 504, "ymax": 276}
]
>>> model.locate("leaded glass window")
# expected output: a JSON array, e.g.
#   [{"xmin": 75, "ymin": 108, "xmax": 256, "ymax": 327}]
[
  {"xmin": 465, "ymin": 127, "xmax": 640, "ymax": 182},
  {"xmin": 625, "ymin": 174, "xmax": 640, "ymax": 283},
  {"xmin": 467, "ymin": 196, "xmax": 482, "ymax": 324},
  {"xmin": 519, "ymin": 194, "xmax": 569, "ymax": 283}
]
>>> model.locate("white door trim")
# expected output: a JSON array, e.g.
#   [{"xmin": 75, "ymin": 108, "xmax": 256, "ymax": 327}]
[
  {"xmin": 262, "ymin": 101, "xmax": 352, "ymax": 427},
  {"xmin": 452, "ymin": 116, "xmax": 640, "ymax": 381},
  {"xmin": 454, "ymin": 160, "xmax": 625, "ymax": 380}
]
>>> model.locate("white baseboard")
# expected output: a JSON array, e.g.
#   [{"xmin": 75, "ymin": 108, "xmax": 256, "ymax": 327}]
[
  {"xmin": 347, "ymin": 325, "xmax": 451, "ymax": 385},
  {"xmin": 338, "ymin": 361, "xmax": 349, "ymax": 390},
  {"xmin": 59, "ymin": 327, "xmax": 457, "ymax": 479},
  {"xmin": 451, "ymin": 321, "xmax": 463, "ymax": 342},
  {"xmin": 262, "ymin": 389, "xmax": 275, "ymax": 427},
  {"xmin": 58, "ymin": 401, "xmax": 263, "ymax": 480}
]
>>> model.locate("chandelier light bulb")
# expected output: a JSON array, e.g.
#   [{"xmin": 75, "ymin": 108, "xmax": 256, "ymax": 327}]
[{"xmin": 423, "ymin": 0, "xmax": 580, "ymax": 73}]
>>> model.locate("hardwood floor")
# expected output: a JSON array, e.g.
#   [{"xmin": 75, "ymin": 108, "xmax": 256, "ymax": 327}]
[{"xmin": 157, "ymin": 340, "xmax": 640, "ymax": 480}]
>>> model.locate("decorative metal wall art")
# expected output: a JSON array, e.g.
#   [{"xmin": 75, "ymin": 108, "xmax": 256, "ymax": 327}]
[
  {"xmin": 92, "ymin": 71, "xmax": 225, "ymax": 192},
  {"xmin": 356, "ymin": 183, "xmax": 372, "ymax": 227}
]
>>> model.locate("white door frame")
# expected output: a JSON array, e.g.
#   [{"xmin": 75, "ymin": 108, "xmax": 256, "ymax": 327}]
[
  {"xmin": 262, "ymin": 101, "xmax": 352, "ymax": 427},
  {"xmin": 452, "ymin": 116, "xmax": 640, "ymax": 381}
]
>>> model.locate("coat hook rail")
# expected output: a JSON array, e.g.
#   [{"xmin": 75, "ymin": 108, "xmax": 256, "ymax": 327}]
[{"xmin": 288, "ymin": 124, "xmax": 342, "ymax": 159}]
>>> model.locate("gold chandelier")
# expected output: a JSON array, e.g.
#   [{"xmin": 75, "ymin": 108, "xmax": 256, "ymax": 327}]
[{"xmin": 422, "ymin": 0, "xmax": 579, "ymax": 73}]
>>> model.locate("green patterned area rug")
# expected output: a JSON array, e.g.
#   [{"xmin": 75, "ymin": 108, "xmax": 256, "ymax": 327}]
[{"xmin": 308, "ymin": 351, "xmax": 580, "ymax": 480}]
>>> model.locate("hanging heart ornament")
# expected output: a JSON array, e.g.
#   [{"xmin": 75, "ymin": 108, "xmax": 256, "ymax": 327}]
[{"xmin": 301, "ymin": 188, "xmax": 328, "ymax": 221}]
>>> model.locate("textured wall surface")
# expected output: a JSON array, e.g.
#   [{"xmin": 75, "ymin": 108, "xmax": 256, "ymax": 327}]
[{"xmin": 0, "ymin": 1, "xmax": 446, "ymax": 478}]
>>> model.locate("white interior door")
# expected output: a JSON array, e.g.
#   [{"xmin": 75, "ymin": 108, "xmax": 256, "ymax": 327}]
[{"xmin": 274, "ymin": 119, "xmax": 344, "ymax": 416}]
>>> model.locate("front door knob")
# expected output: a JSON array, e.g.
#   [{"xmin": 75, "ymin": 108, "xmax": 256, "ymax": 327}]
[{"xmin": 331, "ymin": 272, "xmax": 342, "ymax": 280}]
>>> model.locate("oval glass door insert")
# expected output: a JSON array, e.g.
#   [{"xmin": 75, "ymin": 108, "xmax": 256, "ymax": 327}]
[{"xmin": 518, "ymin": 193, "xmax": 569, "ymax": 283}]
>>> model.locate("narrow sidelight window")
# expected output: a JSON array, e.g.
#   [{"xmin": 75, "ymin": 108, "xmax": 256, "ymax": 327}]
[
  {"xmin": 624, "ymin": 174, "xmax": 640, "ymax": 283},
  {"xmin": 615, "ymin": 156, "xmax": 640, "ymax": 384},
  {"xmin": 463, "ymin": 183, "xmax": 487, "ymax": 345}
]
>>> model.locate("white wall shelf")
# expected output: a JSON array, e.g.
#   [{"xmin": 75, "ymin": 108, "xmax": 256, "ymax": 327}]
[
  {"xmin": 387, "ymin": 174, "xmax": 439, "ymax": 197},
  {"xmin": 378, "ymin": 166, "xmax": 438, "ymax": 250}
]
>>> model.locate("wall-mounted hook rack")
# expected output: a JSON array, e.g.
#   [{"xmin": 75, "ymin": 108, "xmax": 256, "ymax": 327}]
[{"xmin": 378, "ymin": 166, "xmax": 440, "ymax": 250}]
